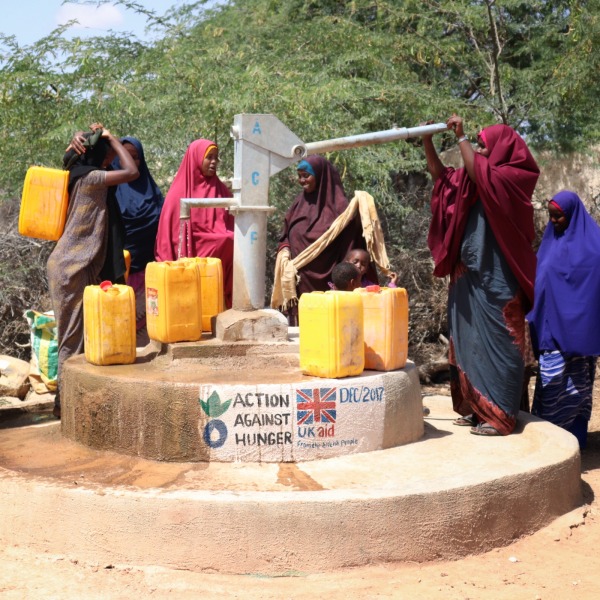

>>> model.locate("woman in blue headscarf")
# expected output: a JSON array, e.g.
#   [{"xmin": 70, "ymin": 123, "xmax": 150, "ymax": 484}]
[
  {"xmin": 112, "ymin": 137, "xmax": 164, "ymax": 344},
  {"xmin": 528, "ymin": 190, "xmax": 600, "ymax": 448}
]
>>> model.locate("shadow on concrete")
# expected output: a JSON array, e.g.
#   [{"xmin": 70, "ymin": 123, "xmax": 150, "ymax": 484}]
[
  {"xmin": 581, "ymin": 478, "xmax": 595, "ymax": 505},
  {"xmin": 418, "ymin": 420, "xmax": 452, "ymax": 441},
  {"xmin": 582, "ymin": 430, "xmax": 600, "ymax": 471},
  {"xmin": 579, "ymin": 431, "xmax": 600, "ymax": 505}
]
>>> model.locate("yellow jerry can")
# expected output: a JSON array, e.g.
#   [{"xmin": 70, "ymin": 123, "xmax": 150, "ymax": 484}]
[
  {"xmin": 145, "ymin": 260, "xmax": 203, "ymax": 343},
  {"xmin": 179, "ymin": 257, "xmax": 224, "ymax": 332},
  {"xmin": 18, "ymin": 166, "xmax": 69, "ymax": 241},
  {"xmin": 84, "ymin": 282, "xmax": 136, "ymax": 366},
  {"xmin": 354, "ymin": 285, "xmax": 409, "ymax": 371},
  {"xmin": 299, "ymin": 290, "xmax": 364, "ymax": 378}
]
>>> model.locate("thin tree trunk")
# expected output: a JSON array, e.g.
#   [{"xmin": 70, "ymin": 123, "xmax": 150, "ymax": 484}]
[{"xmin": 486, "ymin": 0, "xmax": 509, "ymax": 123}]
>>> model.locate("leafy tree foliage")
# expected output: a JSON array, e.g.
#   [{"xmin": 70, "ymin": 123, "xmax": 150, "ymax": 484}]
[{"xmin": 2, "ymin": 0, "xmax": 598, "ymax": 197}]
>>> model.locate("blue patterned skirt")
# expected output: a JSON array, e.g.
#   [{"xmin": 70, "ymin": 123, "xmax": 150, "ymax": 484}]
[{"xmin": 532, "ymin": 351, "xmax": 596, "ymax": 448}]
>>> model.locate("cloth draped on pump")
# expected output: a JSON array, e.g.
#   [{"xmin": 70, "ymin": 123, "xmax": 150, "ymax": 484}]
[
  {"xmin": 428, "ymin": 124, "xmax": 539, "ymax": 435},
  {"xmin": 528, "ymin": 190, "xmax": 600, "ymax": 448}
]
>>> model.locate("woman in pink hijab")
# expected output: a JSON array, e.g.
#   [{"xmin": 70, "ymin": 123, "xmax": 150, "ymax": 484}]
[{"xmin": 155, "ymin": 139, "xmax": 234, "ymax": 306}]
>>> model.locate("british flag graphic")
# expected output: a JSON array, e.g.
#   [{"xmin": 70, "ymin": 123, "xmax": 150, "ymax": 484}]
[{"xmin": 296, "ymin": 387, "xmax": 337, "ymax": 425}]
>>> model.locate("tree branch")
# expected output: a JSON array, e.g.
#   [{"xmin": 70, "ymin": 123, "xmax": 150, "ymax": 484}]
[{"xmin": 485, "ymin": 0, "xmax": 508, "ymax": 123}]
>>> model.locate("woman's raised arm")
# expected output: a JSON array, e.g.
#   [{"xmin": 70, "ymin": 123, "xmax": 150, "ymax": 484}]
[
  {"xmin": 103, "ymin": 131, "xmax": 139, "ymax": 186},
  {"xmin": 447, "ymin": 115, "xmax": 477, "ymax": 183}
]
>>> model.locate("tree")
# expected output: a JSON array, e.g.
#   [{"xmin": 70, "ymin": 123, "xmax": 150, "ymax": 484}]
[{"xmin": 2, "ymin": 0, "xmax": 598, "ymax": 195}]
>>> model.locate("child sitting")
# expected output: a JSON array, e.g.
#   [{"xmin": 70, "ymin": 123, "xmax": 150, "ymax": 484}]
[
  {"xmin": 330, "ymin": 262, "xmax": 361, "ymax": 291},
  {"xmin": 345, "ymin": 249, "xmax": 397, "ymax": 288}
]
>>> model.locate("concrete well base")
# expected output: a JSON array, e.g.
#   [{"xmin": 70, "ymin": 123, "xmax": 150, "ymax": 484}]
[
  {"xmin": 0, "ymin": 397, "xmax": 581, "ymax": 575},
  {"xmin": 60, "ymin": 340, "xmax": 424, "ymax": 462}
]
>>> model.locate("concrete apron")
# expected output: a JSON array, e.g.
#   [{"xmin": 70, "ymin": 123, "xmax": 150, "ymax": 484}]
[
  {"xmin": 0, "ymin": 396, "xmax": 581, "ymax": 575},
  {"xmin": 59, "ymin": 339, "xmax": 424, "ymax": 462}
]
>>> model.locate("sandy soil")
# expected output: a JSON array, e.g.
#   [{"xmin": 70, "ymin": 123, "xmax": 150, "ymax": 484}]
[{"xmin": 1, "ymin": 382, "xmax": 600, "ymax": 600}]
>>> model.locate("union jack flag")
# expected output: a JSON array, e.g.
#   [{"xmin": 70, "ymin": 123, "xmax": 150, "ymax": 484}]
[{"xmin": 296, "ymin": 388, "xmax": 337, "ymax": 425}]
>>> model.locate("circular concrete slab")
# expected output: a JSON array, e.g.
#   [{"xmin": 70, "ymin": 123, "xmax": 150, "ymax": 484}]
[{"xmin": 0, "ymin": 396, "xmax": 581, "ymax": 575}]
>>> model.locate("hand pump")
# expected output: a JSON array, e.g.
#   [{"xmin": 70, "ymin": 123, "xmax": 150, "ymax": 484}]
[{"xmin": 178, "ymin": 115, "xmax": 448, "ymax": 314}]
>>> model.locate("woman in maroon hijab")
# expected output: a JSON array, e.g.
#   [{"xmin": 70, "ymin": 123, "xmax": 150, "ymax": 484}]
[
  {"xmin": 155, "ymin": 139, "xmax": 234, "ymax": 307},
  {"xmin": 423, "ymin": 115, "xmax": 539, "ymax": 436},
  {"xmin": 277, "ymin": 156, "xmax": 364, "ymax": 309}
]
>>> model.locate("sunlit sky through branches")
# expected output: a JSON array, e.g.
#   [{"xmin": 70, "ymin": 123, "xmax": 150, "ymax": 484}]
[{"xmin": 1, "ymin": 0, "xmax": 184, "ymax": 45}]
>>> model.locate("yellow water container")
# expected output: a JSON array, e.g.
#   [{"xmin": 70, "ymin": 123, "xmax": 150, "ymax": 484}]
[
  {"xmin": 18, "ymin": 166, "xmax": 70, "ymax": 241},
  {"xmin": 354, "ymin": 285, "xmax": 409, "ymax": 371},
  {"xmin": 123, "ymin": 250, "xmax": 131, "ymax": 283},
  {"xmin": 299, "ymin": 290, "xmax": 364, "ymax": 378},
  {"xmin": 145, "ymin": 260, "xmax": 203, "ymax": 343},
  {"xmin": 181, "ymin": 257, "xmax": 224, "ymax": 331},
  {"xmin": 83, "ymin": 282, "xmax": 136, "ymax": 366}
]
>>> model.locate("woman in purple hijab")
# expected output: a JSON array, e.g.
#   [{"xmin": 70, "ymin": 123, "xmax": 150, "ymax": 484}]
[{"xmin": 528, "ymin": 190, "xmax": 600, "ymax": 448}]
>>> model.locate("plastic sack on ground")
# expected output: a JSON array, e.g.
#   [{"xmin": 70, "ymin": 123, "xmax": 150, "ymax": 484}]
[{"xmin": 24, "ymin": 310, "xmax": 58, "ymax": 393}]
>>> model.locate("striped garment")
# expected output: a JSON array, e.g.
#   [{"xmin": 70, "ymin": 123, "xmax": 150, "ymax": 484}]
[{"xmin": 532, "ymin": 351, "xmax": 595, "ymax": 437}]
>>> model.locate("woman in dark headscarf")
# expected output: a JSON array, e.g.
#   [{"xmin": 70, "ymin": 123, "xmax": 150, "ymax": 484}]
[
  {"xmin": 47, "ymin": 127, "xmax": 138, "ymax": 418},
  {"xmin": 112, "ymin": 137, "xmax": 164, "ymax": 342},
  {"xmin": 528, "ymin": 190, "xmax": 600, "ymax": 448},
  {"xmin": 423, "ymin": 115, "xmax": 539, "ymax": 436},
  {"xmin": 275, "ymin": 156, "xmax": 364, "ymax": 318}
]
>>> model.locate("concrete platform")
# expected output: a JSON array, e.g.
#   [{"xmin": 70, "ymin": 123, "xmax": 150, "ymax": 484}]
[
  {"xmin": 0, "ymin": 396, "xmax": 581, "ymax": 575},
  {"xmin": 60, "ymin": 340, "xmax": 424, "ymax": 462}
]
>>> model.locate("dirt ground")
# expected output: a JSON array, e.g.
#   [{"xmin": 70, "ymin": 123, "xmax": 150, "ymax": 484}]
[{"xmin": 1, "ymin": 380, "xmax": 600, "ymax": 600}]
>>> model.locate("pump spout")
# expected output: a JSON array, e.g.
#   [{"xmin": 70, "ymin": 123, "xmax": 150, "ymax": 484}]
[{"xmin": 305, "ymin": 122, "xmax": 449, "ymax": 155}]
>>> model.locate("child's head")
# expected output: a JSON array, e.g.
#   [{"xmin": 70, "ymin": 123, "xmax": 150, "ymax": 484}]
[
  {"xmin": 345, "ymin": 249, "xmax": 370, "ymax": 277},
  {"xmin": 331, "ymin": 262, "xmax": 360, "ymax": 291}
]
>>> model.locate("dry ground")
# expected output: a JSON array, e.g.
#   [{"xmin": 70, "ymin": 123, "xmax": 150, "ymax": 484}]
[{"xmin": 1, "ymin": 381, "xmax": 600, "ymax": 600}]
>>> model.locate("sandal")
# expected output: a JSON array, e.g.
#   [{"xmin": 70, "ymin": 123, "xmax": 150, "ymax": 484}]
[
  {"xmin": 470, "ymin": 422, "xmax": 502, "ymax": 437},
  {"xmin": 453, "ymin": 414, "xmax": 477, "ymax": 427}
]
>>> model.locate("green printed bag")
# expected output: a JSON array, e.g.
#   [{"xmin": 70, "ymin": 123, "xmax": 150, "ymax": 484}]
[{"xmin": 24, "ymin": 310, "xmax": 58, "ymax": 391}]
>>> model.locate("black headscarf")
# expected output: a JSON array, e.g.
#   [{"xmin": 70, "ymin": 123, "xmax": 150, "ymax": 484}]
[{"xmin": 63, "ymin": 129, "xmax": 109, "ymax": 192}]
